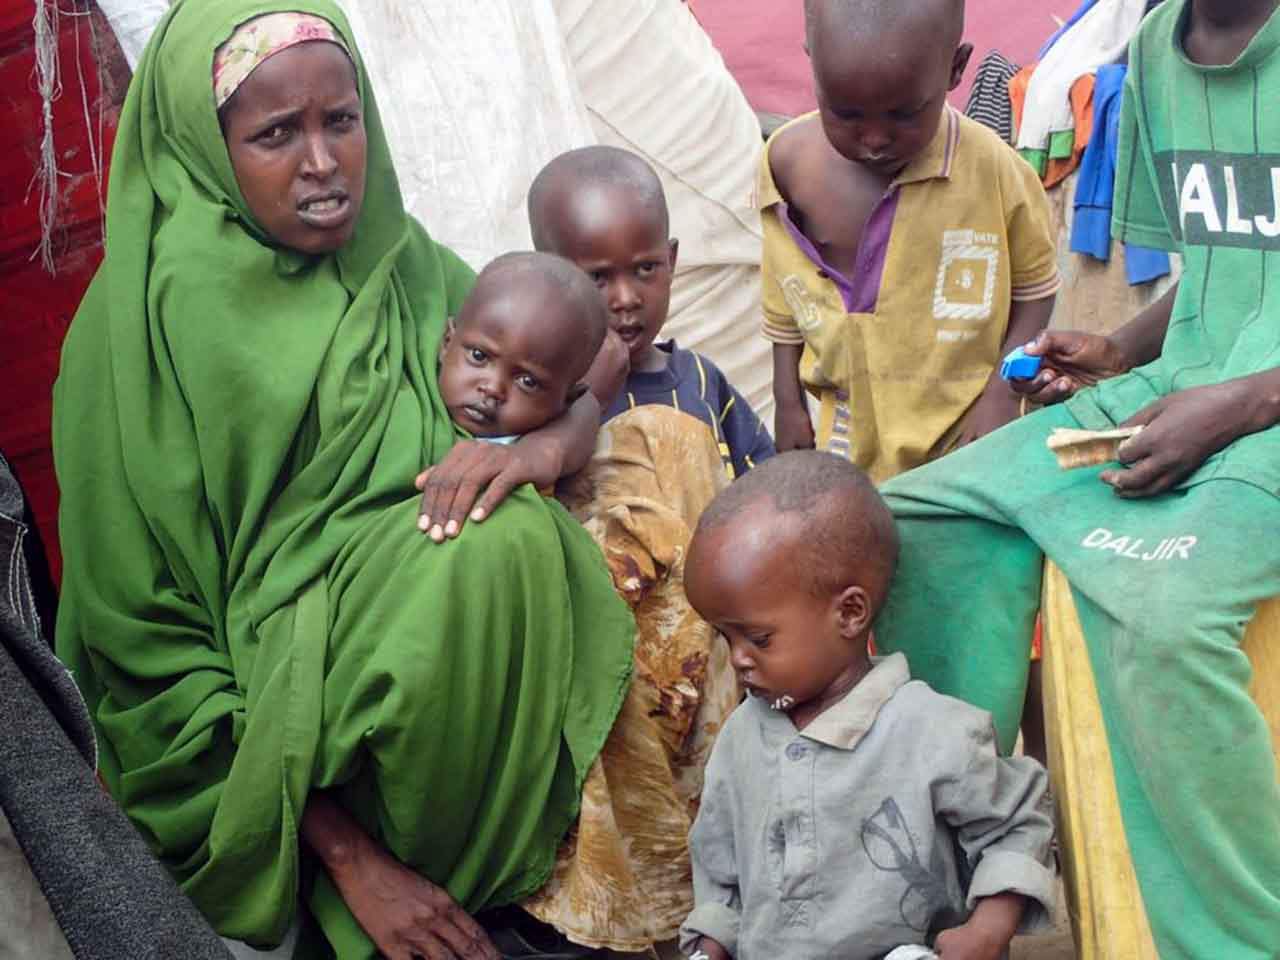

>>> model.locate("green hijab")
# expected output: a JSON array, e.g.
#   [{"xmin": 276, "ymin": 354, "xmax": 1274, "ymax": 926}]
[{"xmin": 53, "ymin": 0, "xmax": 633, "ymax": 953}]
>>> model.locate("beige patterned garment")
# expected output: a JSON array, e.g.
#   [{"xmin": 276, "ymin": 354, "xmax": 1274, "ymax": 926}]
[{"xmin": 523, "ymin": 406, "xmax": 739, "ymax": 952}]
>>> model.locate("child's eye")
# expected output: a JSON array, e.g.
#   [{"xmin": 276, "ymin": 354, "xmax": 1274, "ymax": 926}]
[
  {"xmin": 516, "ymin": 373, "xmax": 542, "ymax": 391},
  {"xmin": 467, "ymin": 347, "xmax": 488, "ymax": 364},
  {"xmin": 328, "ymin": 110, "xmax": 360, "ymax": 129},
  {"xmin": 589, "ymin": 271, "xmax": 607, "ymax": 286},
  {"xmin": 748, "ymin": 633, "xmax": 771, "ymax": 649},
  {"xmin": 636, "ymin": 262, "xmax": 658, "ymax": 277}
]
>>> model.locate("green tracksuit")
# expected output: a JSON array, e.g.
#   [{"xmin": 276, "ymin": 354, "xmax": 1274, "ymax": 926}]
[{"xmin": 876, "ymin": 3, "xmax": 1280, "ymax": 957}]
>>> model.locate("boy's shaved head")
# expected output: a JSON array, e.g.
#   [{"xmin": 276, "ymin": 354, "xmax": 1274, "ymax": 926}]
[
  {"xmin": 805, "ymin": 0, "xmax": 964, "ymax": 48},
  {"xmin": 696, "ymin": 451, "xmax": 899, "ymax": 612},
  {"xmin": 466, "ymin": 251, "xmax": 607, "ymax": 367},
  {"xmin": 803, "ymin": 0, "xmax": 971, "ymax": 176},
  {"xmin": 527, "ymin": 146, "xmax": 669, "ymax": 252}
]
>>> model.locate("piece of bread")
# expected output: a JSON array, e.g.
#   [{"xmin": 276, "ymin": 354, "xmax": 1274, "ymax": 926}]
[{"xmin": 1046, "ymin": 426, "xmax": 1143, "ymax": 470}]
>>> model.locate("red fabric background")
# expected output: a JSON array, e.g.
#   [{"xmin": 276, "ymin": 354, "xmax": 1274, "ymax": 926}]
[
  {"xmin": 690, "ymin": 0, "xmax": 1080, "ymax": 114},
  {"xmin": 0, "ymin": 2, "xmax": 126, "ymax": 582}
]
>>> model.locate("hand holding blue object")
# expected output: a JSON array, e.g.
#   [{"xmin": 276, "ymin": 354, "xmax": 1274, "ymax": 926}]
[{"xmin": 1000, "ymin": 346, "xmax": 1043, "ymax": 381}]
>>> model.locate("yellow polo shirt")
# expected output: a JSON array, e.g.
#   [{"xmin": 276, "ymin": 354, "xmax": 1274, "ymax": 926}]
[{"xmin": 760, "ymin": 107, "xmax": 1060, "ymax": 483}]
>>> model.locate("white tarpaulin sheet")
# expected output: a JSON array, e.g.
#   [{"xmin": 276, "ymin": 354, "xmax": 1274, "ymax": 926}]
[{"xmin": 95, "ymin": 0, "xmax": 771, "ymax": 417}]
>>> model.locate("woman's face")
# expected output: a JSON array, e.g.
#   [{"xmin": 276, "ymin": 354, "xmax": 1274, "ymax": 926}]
[{"xmin": 221, "ymin": 42, "xmax": 367, "ymax": 255}]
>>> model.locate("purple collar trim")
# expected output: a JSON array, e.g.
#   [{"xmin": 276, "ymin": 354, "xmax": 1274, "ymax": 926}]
[{"xmin": 780, "ymin": 188, "xmax": 900, "ymax": 314}]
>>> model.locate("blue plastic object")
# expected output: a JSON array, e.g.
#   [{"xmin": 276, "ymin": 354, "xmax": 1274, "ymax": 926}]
[{"xmin": 1000, "ymin": 347, "xmax": 1042, "ymax": 381}]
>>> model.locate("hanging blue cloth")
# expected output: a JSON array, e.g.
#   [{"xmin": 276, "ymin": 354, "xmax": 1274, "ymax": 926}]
[{"xmin": 1069, "ymin": 63, "xmax": 1170, "ymax": 285}]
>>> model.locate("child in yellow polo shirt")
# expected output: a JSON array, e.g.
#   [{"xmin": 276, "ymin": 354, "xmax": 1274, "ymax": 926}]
[{"xmin": 766, "ymin": 0, "xmax": 1060, "ymax": 484}]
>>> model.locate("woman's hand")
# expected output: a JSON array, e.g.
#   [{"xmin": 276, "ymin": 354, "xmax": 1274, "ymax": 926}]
[
  {"xmin": 415, "ymin": 440, "xmax": 548, "ymax": 542},
  {"xmin": 1102, "ymin": 379, "xmax": 1253, "ymax": 498},
  {"xmin": 1011, "ymin": 330, "xmax": 1131, "ymax": 406},
  {"xmin": 416, "ymin": 392, "xmax": 603, "ymax": 542},
  {"xmin": 303, "ymin": 794, "xmax": 499, "ymax": 960},
  {"xmin": 330, "ymin": 840, "xmax": 498, "ymax": 960}
]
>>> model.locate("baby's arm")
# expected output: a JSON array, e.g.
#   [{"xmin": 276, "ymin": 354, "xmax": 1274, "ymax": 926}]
[{"xmin": 931, "ymin": 710, "xmax": 1055, "ymax": 959}]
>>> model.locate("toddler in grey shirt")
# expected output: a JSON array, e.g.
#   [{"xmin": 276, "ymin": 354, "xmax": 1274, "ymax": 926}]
[{"xmin": 679, "ymin": 452, "xmax": 1054, "ymax": 960}]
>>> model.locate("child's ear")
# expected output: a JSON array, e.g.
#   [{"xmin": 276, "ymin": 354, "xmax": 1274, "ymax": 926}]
[
  {"xmin": 949, "ymin": 42, "xmax": 974, "ymax": 92},
  {"xmin": 667, "ymin": 238, "xmax": 680, "ymax": 271},
  {"xmin": 835, "ymin": 584, "xmax": 872, "ymax": 639},
  {"xmin": 441, "ymin": 317, "xmax": 456, "ymax": 353}
]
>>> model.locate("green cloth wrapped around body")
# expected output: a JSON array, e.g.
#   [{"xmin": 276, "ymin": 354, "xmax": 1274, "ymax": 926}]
[{"xmin": 52, "ymin": 1, "xmax": 634, "ymax": 955}]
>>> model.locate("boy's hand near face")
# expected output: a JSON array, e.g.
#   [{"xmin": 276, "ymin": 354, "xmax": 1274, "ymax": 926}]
[{"xmin": 933, "ymin": 892, "xmax": 1024, "ymax": 960}]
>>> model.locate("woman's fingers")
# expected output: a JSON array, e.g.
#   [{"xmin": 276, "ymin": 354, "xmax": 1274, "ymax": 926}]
[
  {"xmin": 430, "ymin": 904, "xmax": 499, "ymax": 960},
  {"xmin": 468, "ymin": 466, "xmax": 522, "ymax": 524},
  {"xmin": 417, "ymin": 443, "xmax": 487, "ymax": 538},
  {"xmin": 437, "ymin": 454, "xmax": 504, "ymax": 538}
]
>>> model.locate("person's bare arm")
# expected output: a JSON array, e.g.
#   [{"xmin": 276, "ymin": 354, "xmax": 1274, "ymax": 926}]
[
  {"xmin": 772, "ymin": 343, "xmax": 815, "ymax": 452},
  {"xmin": 955, "ymin": 296, "xmax": 1055, "ymax": 445},
  {"xmin": 302, "ymin": 793, "xmax": 499, "ymax": 960}
]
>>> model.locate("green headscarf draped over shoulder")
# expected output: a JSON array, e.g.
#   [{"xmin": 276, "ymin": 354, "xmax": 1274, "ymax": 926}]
[{"xmin": 53, "ymin": 1, "xmax": 633, "ymax": 954}]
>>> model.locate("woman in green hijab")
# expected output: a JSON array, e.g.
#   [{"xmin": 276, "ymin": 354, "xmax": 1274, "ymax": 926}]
[{"xmin": 53, "ymin": 2, "xmax": 637, "ymax": 957}]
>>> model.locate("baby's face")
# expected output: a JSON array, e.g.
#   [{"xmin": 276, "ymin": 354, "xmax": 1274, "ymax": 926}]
[
  {"xmin": 439, "ymin": 293, "xmax": 582, "ymax": 439},
  {"xmin": 686, "ymin": 499, "xmax": 866, "ymax": 714}
]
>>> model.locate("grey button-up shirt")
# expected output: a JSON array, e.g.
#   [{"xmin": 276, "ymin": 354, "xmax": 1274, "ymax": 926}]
[{"xmin": 680, "ymin": 654, "xmax": 1054, "ymax": 959}]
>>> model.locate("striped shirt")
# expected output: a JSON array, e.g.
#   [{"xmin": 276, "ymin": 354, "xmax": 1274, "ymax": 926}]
[{"xmin": 603, "ymin": 342, "xmax": 775, "ymax": 479}]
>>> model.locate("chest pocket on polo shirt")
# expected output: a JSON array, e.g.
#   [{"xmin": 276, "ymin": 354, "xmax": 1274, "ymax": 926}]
[{"xmin": 932, "ymin": 229, "xmax": 1000, "ymax": 338}]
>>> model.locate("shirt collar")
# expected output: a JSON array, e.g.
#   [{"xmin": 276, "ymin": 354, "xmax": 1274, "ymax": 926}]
[
  {"xmin": 756, "ymin": 107, "xmax": 959, "ymax": 213},
  {"xmin": 800, "ymin": 653, "xmax": 911, "ymax": 750},
  {"xmin": 893, "ymin": 105, "xmax": 960, "ymax": 186}
]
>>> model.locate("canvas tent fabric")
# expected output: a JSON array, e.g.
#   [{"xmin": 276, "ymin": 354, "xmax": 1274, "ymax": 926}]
[{"xmin": 95, "ymin": 0, "xmax": 773, "ymax": 420}]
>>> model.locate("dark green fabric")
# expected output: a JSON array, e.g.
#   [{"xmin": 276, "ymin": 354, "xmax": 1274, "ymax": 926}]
[
  {"xmin": 52, "ymin": 1, "xmax": 634, "ymax": 954},
  {"xmin": 1088, "ymin": 0, "xmax": 1280, "ymax": 495}
]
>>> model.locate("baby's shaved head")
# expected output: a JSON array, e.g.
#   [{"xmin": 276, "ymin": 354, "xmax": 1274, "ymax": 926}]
[
  {"xmin": 805, "ymin": 0, "xmax": 964, "ymax": 48},
  {"xmin": 696, "ymin": 451, "xmax": 899, "ymax": 612},
  {"xmin": 527, "ymin": 146, "xmax": 669, "ymax": 252},
  {"xmin": 465, "ymin": 251, "xmax": 607, "ymax": 376}
]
